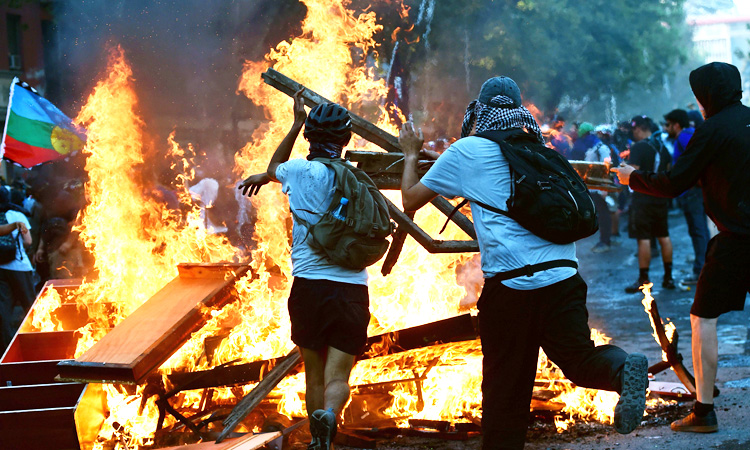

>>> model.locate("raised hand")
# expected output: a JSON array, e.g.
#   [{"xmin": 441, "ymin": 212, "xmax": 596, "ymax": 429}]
[{"xmin": 238, "ymin": 173, "xmax": 271, "ymax": 197}]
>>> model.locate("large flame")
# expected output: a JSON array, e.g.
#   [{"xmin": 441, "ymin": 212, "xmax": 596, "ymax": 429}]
[{"xmin": 28, "ymin": 2, "xmax": 632, "ymax": 447}]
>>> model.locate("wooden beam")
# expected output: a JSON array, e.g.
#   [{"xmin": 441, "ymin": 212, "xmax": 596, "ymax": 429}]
[
  {"xmin": 216, "ymin": 348, "xmax": 303, "ymax": 443},
  {"xmin": 262, "ymin": 68, "xmax": 402, "ymax": 154},
  {"xmin": 57, "ymin": 263, "xmax": 252, "ymax": 384},
  {"xmin": 380, "ymin": 210, "xmax": 414, "ymax": 276},
  {"xmin": 360, "ymin": 313, "xmax": 478, "ymax": 359},
  {"xmin": 385, "ymin": 198, "xmax": 479, "ymax": 253}
]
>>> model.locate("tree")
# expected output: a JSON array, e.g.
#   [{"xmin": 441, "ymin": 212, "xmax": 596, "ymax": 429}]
[{"xmin": 372, "ymin": 0, "xmax": 691, "ymax": 123}]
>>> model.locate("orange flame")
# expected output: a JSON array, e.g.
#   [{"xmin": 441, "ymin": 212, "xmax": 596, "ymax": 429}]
[{"xmin": 30, "ymin": 2, "xmax": 632, "ymax": 446}]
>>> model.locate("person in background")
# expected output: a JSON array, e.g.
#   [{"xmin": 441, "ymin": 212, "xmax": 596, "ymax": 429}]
[
  {"xmin": 663, "ymin": 109, "xmax": 709, "ymax": 285},
  {"xmin": 624, "ymin": 116, "xmax": 675, "ymax": 293},
  {"xmin": 570, "ymin": 121, "xmax": 597, "ymax": 161},
  {"xmin": 584, "ymin": 124, "xmax": 614, "ymax": 253},
  {"xmin": 613, "ymin": 62, "xmax": 750, "ymax": 434},
  {"xmin": 0, "ymin": 188, "xmax": 34, "ymax": 352}
]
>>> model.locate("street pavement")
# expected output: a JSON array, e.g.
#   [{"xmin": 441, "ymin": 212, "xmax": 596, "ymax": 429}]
[{"xmin": 536, "ymin": 206, "xmax": 750, "ymax": 449}]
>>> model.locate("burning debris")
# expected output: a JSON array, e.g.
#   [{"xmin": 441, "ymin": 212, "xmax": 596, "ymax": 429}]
[{"xmin": 0, "ymin": 1, "xmax": 710, "ymax": 449}]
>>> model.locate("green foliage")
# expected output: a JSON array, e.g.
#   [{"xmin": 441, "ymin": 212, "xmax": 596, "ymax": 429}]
[{"xmin": 393, "ymin": 0, "xmax": 690, "ymax": 113}]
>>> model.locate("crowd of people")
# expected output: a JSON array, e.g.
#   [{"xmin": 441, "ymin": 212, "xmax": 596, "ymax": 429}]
[
  {"xmin": 240, "ymin": 61, "xmax": 749, "ymax": 449},
  {"xmin": 540, "ymin": 101, "xmax": 714, "ymax": 294},
  {"xmin": 0, "ymin": 168, "xmax": 88, "ymax": 352}
]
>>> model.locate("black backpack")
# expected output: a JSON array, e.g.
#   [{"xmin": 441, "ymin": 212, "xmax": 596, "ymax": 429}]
[
  {"xmin": 471, "ymin": 129, "xmax": 599, "ymax": 245},
  {"xmin": 0, "ymin": 212, "xmax": 22, "ymax": 264}
]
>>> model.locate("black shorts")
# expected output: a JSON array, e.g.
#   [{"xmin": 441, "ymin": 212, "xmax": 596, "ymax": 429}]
[
  {"xmin": 629, "ymin": 202, "xmax": 669, "ymax": 240},
  {"xmin": 691, "ymin": 233, "xmax": 750, "ymax": 318},
  {"xmin": 288, "ymin": 277, "xmax": 370, "ymax": 356}
]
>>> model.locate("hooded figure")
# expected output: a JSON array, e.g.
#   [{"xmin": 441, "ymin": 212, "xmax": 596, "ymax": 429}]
[
  {"xmin": 627, "ymin": 61, "xmax": 750, "ymax": 235},
  {"xmin": 613, "ymin": 61, "xmax": 750, "ymax": 433},
  {"xmin": 689, "ymin": 62, "xmax": 743, "ymax": 119}
]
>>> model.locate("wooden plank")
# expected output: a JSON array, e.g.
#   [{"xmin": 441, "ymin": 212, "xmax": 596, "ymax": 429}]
[
  {"xmin": 57, "ymin": 263, "xmax": 251, "ymax": 384},
  {"xmin": 361, "ymin": 314, "xmax": 478, "ymax": 359},
  {"xmin": 335, "ymin": 428, "xmax": 377, "ymax": 448},
  {"xmin": 385, "ymin": 198, "xmax": 479, "ymax": 253},
  {"xmin": 0, "ymin": 382, "xmax": 85, "ymax": 411},
  {"xmin": 223, "ymin": 431, "xmax": 281, "ymax": 450},
  {"xmin": 262, "ymin": 68, "xmax": 402, "ymax": 154},
  {"xmin": 161, "ymin": 359, "xmax": 271, "ymax": 391},
  {"xmin": 381, "ymin": 210, "xmax": 415, "ymax": 276},
  {"xmin": 0, "ymin": 360, "xmax": 65, "ymax": 386},
  {"xmin": 1, "ymin": 330, "xmax": 78, "ymax": 363},
  {"xmin": 0, "ymin": 407, "xmax": 80, "ymax": 450},
  {"xmin": 216, "ymin": 348, "xmax": 303, "ymax": 443},
  {"xmin": 157, "ymin": 432, "xmax": 281, "ymax": 450}
]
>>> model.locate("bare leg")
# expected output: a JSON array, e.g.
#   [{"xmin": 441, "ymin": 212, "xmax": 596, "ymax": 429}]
[
  {"xmin": 691, "ymin": 314, "xmax": 718, "ymax": 404},
  {"xmin": 323, "ymin": 346, "xmax": 357, "ymax": 415},
  {"xmin": 637, "ymin": 239, "xmax": 651, "ymax": 273},
  {"xmin": 301, "ymin": 347, "xmax": 326, "ymax": 417}
]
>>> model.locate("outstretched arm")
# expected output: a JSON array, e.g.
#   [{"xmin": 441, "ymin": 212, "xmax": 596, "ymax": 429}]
[
  {"xmin": 399, "ymin": 122, "xmax": 438, "ymax": 212},
  {"xmin": 238, "ymin": 89, "xmax": 307, "ymax": 197}
]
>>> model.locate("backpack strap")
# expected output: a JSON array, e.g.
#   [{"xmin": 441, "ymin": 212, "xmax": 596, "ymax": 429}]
[
  {"xmin": 438, "ymin": 130, "xmax": 527, "ymax": 233},
  {"xmin": 493, "ymin": 259, "xmax": 578, "ymax": 281},
  {"xmin": 438, "ymin": 198, "xmax": 510, "ymax": 235}
]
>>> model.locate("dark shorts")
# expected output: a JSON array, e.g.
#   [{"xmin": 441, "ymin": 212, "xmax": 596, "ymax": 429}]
[
  {"xmin": 629, "ymin": 202, "xmax": 669, "ymax": 240},
  {"xmin": 691, "ymin": 233, "xmax": 750, "ymax": 318},
  {"xmin": 288, "ymin": 277, "xmax": 370, "ymax": 356}
]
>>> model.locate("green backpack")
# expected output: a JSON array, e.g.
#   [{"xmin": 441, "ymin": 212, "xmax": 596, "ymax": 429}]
[{"xmin": 291, "ymin": 158, "xmax": 393, "ymax": 270}]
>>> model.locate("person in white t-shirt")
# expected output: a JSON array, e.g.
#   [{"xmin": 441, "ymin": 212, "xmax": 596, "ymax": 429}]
[
  {"xmin": 0, "ymin": 188, "xmax": 34, "ymax": 352},
  {"xmin": 238, "ymin": 90, "xmax": 367, "ymax": 450},
  {"xmin": 398, "ymin": 76, "xmax": 648, "ymax": 450}
]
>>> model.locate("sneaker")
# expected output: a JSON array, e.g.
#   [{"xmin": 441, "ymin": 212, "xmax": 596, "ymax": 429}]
[
  {"xmin": 614, "ymin": 353, "xmax": 648, "ymax": 434},
  {"xmin": 591, "ymin": 242, "xmax": 612, "ymax": 253},
  {"xmin": 662, "ymin": 278, "xmax": 676, "ymax": 289},
  {"xmin": 625, "ymin": 279, "xmax": 649, "ymax": 294},
  {"xmin": 610, "ymin": 235, "xmax": 622, "ymax": 246},
  {"xmin": 670, "ymin": 410, "xmax": 718, "ymax": 433},
  {"xmin": 310, "ymin": 408, "xmax": 337, "ymax": 450},
  {"xmin": 682, "ymin": 274, "xmax": 700, "ymax": 285}
]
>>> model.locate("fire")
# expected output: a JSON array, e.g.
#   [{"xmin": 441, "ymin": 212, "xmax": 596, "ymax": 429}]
[
  {"xmin": 640, "ymin": 282, "xmax": 678, "ymax": 363},
  {"xmin": 26, "ymin": 1, "xmax": 632, "ymax": 446}
]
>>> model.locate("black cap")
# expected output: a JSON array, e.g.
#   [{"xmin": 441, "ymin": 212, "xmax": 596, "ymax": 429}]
[
  {"xmin": 663, "ymin": 109, "xmax": 689, "ymax": 128},
  {"xmin": 630, "ymin": 115, "xmax": 651, "ymax": 131}
]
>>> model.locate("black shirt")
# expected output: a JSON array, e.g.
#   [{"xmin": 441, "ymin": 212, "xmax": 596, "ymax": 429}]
[{"xmin": 629, "ymin": 139, "xmax": 669, "ymax": 205}]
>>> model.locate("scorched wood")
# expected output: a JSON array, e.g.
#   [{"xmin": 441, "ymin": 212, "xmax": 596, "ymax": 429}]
[
  {"xmin": 262, "ymin": 68, "xmax": 401, "ymax": 154},
  {"xmin": 216, "ymin": 348, "xmax": 303, "ymax": 443}
]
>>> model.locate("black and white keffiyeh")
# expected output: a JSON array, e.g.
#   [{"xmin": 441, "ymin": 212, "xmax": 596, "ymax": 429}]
[{"xmin": 460, "ymin": 95, "xmax": 545, "ymax": 144}]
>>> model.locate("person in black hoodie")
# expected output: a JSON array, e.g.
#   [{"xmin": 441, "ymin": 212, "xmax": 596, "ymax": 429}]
[{"xmin": 613, "ymin": 61, "xmax": 750, "ymax": 433}]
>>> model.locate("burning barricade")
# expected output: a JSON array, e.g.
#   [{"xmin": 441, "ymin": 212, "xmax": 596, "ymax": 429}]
[{"xmin": 0, "ymin": 1, "xmax": 701, "ymax": 448}]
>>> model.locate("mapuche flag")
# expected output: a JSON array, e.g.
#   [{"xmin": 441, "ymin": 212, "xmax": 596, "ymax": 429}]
[{"xmin": 1, "ymin": 78, "xmax": 86, "ymax": 168}]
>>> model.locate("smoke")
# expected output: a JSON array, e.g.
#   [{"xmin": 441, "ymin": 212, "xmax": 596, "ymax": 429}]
[{"xmin": 47, "ymin": 0, "xmax": 305, "ymax": 239}]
